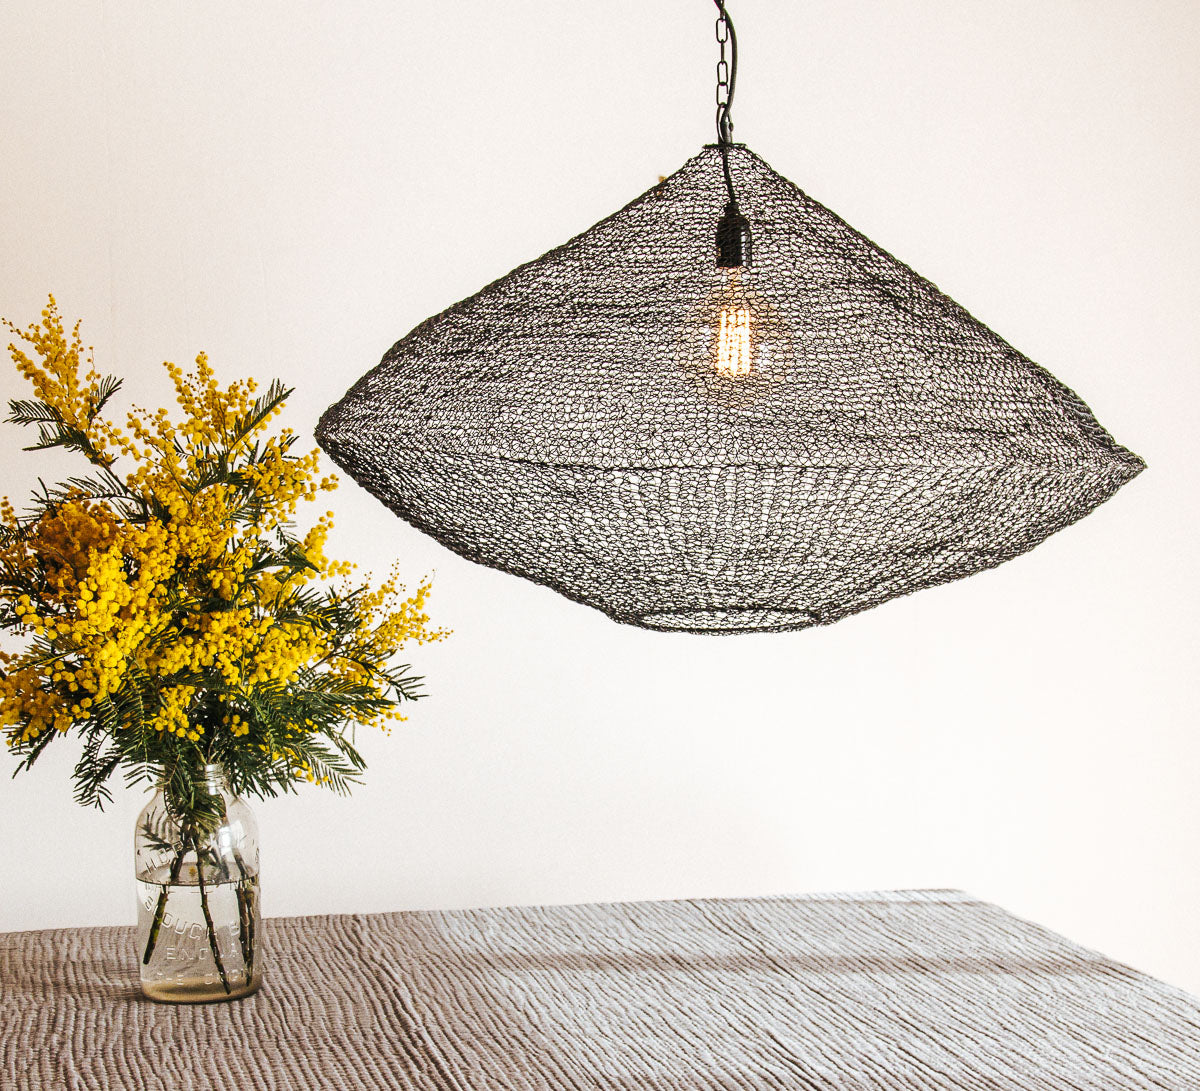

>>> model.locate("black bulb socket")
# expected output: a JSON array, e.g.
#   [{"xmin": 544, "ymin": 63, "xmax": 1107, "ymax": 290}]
[{"xmin": 716, "ymin": 203, "xmax": 752, "ymax": 269}]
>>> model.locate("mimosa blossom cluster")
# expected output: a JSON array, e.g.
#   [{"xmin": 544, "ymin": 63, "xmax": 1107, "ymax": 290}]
[{"xmin": 0, "ymin": 297, "xmax": 443, "ymax": 797}]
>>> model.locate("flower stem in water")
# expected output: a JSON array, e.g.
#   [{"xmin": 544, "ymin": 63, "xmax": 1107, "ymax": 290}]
[
  {"xmin": 141, "ymin": 830, "xmax": 189, "ymax": 966},
  {"xmin": 191, "ymin": 829, "xmax": 232, "ymax": 996}
]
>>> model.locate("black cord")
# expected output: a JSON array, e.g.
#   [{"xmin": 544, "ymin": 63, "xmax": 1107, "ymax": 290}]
[
  {"xmin": 714, "ymin": 0, "xmax": 739, "ymax": 211},
  {"xmin": 713, "ymin": 0, "xmax": 749, "ymax": 266}
]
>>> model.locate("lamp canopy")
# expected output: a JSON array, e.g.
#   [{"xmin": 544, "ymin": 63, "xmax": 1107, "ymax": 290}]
[{"xmin": 316, "ymin": 141, "xmax": 1143, "ymax": 633}]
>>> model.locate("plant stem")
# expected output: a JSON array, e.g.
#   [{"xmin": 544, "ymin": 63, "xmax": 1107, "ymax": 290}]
[
  {"xmin": 141, "ymin": 831, "xmax": 189, "ymax": 966},
  {"xmin": 217, "ymin": 795, "xmax": 256, "ymax": 980},
  {"xmin": 236, "ymin": 879, "xmax": 255, "ymax": 979},
  {"xmin": 191, "ymin": 830, "xmax": 231, "ymax": 996}
]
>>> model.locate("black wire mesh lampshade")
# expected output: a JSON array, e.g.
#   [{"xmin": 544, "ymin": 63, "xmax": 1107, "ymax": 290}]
[{"xmin": 316, "ymin": 143, "xmax": 1143, "ymax": 634}]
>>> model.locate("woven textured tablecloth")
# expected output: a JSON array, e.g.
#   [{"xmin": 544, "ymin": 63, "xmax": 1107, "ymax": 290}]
[{"xmin": 3, "ymin": 889, "xmax": 1198, "ymax": 1090}]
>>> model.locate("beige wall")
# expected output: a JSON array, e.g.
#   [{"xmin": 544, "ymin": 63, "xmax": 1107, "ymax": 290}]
[{"xmin": 2, "ymin": 1, "xmax": 1198, "ymax": 993}]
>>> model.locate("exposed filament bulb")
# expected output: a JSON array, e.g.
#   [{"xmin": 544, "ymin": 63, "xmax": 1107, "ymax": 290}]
[
  {"xmin": 716, "ymin": 305, "xmax": 752, "ymax": 378},
  {"xmin": 713, "ymin": 200, "xmax": 754, "ymax": 379}
]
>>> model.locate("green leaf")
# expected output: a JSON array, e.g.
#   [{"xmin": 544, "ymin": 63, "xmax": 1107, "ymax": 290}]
[
  {"xmin": 87, "ymin": 374, "xmax": 123, "ymax": 420},
  {"xmin": 227, "ymin": 379, "xmax": 292, "ymax": 447},
  {"xmin": 6, "ymin": 398, "xmax": 63, "ymax": 427}
]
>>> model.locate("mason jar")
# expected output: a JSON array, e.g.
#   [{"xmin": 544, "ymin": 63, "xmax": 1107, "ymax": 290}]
[{"xmin": 134, "ymin": 763, "xmax": 262, "ymax": 1002}]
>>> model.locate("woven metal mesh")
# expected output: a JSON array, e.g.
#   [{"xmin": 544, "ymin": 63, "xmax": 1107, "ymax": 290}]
[{"xmin": 317, "ymin": 145, "xmax": 1143, "ymax": 633}]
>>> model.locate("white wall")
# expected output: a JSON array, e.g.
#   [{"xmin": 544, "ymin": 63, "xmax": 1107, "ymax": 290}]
[{"xmin": 2, "ymin": 0, "xmax": 1198, "ymax": 994}]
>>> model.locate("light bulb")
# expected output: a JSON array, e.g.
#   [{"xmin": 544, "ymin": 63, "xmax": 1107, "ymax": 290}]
[
  {"xmin": 712, "ymin": 201, "xmax": 755, "ymax": 379},
  {"xmin": 675, "ymin": 202, "xmax": 792, "ymax": 391},
  {"xmin": 714, "ymin": 270, "xmax": 753, "ymax": 379},
  {"xmin": 677, "ymin": 265, "xmax": 792, "ymax": 392}
]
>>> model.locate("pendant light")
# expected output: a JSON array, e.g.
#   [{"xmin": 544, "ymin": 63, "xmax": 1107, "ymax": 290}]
[{"xmin": 317, "ymin": 2, "xmax": 1143, "ymax": 634}]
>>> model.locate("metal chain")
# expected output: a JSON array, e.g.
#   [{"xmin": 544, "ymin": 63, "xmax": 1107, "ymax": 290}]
[
  {"xmin": 714, "ymin": 0, "xmax": 737, "ymax": 146},
  {"xmin": 712, "ymin": 0, "xmax": 741, "ymax": 214}
]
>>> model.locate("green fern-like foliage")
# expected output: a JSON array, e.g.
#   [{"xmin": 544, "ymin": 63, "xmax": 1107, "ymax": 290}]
[{"xmin": 1, "ymin": 297, "xmax": 444, "ymax": 823}]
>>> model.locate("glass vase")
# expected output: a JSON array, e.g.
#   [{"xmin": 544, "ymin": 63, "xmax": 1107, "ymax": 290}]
[{"xmin": 134, "ymin": 763, "xmax": 262, "ymax": 1002}]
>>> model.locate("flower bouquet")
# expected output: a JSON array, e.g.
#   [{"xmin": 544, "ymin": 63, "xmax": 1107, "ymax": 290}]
[{"xmin": 0, "ymin": 297, "xmax": 443, "ymax": 1000}]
